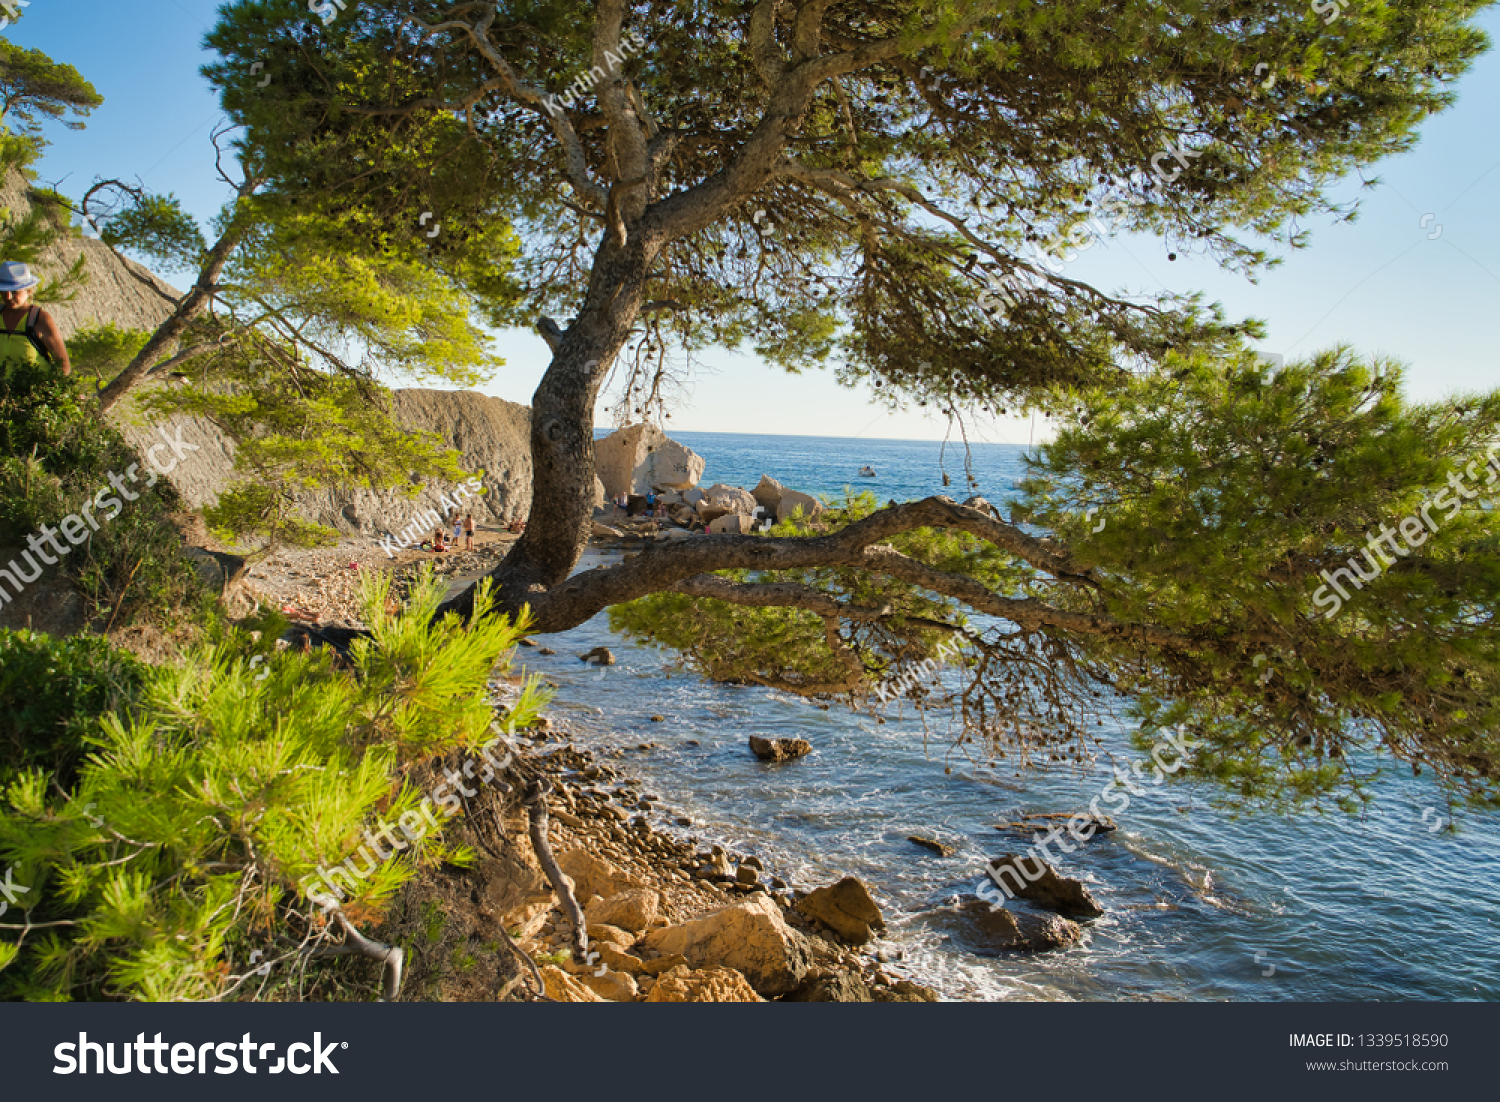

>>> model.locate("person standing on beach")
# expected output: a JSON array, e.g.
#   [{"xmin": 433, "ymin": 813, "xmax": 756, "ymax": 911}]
[
  {"xmin": 0, "ymin": 262, "xmax": 72, "ymax": 379},
  {"xmin": 451, "ymin": 511, "xmax": 463, "ymax": 545},
  {"xmin": 463, "ymin": 512, "xmax": 475, "ymax": 550}
]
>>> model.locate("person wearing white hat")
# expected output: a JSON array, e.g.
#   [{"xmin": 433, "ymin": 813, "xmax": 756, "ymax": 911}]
[{"xmin": 0, "ymin": 262, "xmax": 71, "ymax": 377}]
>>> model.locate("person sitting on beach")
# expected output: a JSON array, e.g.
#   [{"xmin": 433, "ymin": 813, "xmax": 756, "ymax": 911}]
[
  {"xmin": 431, "ymin": 529, "xmax": 448, "ymax": 552},
  {"xmin": 0, "ymin": 262, "xmax": 72, "ymax": 379}
]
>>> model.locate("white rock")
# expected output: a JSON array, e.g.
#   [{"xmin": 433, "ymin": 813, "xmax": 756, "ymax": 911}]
[
  {"xmin": 701, "ymin": 484, "xmax": 758, "ymax": 516},
  {"xmin": 776, "ymin": 488, "xmax": 824, "ymax": 521},
  {"xmin": 708, "ymin": 514, "xmax": 758, "ymax": 535},
  {"xmin": 595, "ymin": 424, "xmax": 705, "ymax": 498},
  {"xmin": 752, "ymin": 475, "xmax": 785, "ymax": 512}
]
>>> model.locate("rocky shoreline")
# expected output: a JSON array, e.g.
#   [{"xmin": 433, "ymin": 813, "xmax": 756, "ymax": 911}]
[{"xmin": 375, "ymin": 684, "xmax": 940, "ymax": 1003}]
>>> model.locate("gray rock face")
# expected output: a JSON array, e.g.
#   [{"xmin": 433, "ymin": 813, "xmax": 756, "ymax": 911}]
[
  {"xmin": 12, "ymin": 172, "xmax": 179, "ymax": 342},
  {"xmin": 294, "ymin": 389, "xmax": 534, "ymax": 538},
  {"xmin": 595, "ymin": 423, "xmax": 704, "ymax": 497},
  {"xmin": 110, "ymin": 387, "xmax": 534, "ymax": 545}
]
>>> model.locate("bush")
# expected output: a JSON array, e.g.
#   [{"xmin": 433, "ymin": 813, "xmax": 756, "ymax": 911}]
[
  {"xmin": 0, "ymin": 630, "xmax": 146, "ymax": 791},
  {"xmin": 0, "ymin": 569, "xmax": 548, "ymax": 1001},
  {"xmin": 0, "ymin": 358, "xmax": 205, "ymax": 627}
]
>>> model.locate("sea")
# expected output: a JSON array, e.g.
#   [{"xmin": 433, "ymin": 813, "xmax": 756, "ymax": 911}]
[{"xmin": 503, "ymin": 431, "xmax": 1500, "ymax": 1001}]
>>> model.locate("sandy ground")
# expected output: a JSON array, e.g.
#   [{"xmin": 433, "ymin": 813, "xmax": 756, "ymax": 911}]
[{"xmin": 237, "ymin": 526, "xmax": 521, "ymax": 628}]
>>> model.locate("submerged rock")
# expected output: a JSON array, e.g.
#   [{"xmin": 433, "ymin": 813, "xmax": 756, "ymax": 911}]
[
  {"xmin": 982, "ymin": 854, "xmax": 1104, "ymax": 919},
  {"xmin": 908, "ymin": 835, "xmax": 957, "ymax": 857},
  {"xmin": 578, "ymin": 646, "xmax": 616, "ymax": 666},
  {"xmin": 926, "ymin": 896, "xmax": 1084, "ymax": 955},
  {"xmin": 749, "ymin": 735, "xmax": 812, "ymax": 762}
]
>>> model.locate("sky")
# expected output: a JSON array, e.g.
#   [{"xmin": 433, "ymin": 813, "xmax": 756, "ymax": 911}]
[{"xmin": 10, "ymin": 0, "xmax": 1500, "ymax": 443}]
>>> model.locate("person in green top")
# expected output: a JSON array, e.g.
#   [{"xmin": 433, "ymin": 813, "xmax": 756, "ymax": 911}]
[{"xmin": 0, "ymin": 262, "xmax": 71, "ymax": 377}]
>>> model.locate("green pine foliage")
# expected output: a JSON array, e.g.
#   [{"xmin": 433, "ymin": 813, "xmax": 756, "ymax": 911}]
[
  {"xmin": 612, "ymin": 352, "xmax": 1500, "ymax": 811},
  {"xmin": 1017, "ymin": 350, "xmax": 1500, "ymax": 811},
  {"xmin": 0, "ymin": 570, "xmax": 548, "ymax": 1001},
  {"xmin": 0, "ymin": 42, "xmax": 103, "ymax": 146},
  {"xmin": 0, "ymin": 630, "xmax": 146, "ymax": 792}
]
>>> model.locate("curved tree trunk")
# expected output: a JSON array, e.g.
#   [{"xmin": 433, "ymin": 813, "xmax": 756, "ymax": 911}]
[{"xmin": 438, "ymin": 231, "xmax": 657, "ymax": 622}]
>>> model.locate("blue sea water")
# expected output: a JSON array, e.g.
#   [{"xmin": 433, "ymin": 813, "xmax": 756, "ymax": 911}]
[{"xmin": 526, "ymin": 431, "xmax": 1500, "ymax": 1001}]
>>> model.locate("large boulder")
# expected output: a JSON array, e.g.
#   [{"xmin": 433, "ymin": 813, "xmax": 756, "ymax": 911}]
[
  {"xmin": 776, "ymin": 487, "xmax": 823, "ymax": 522},
  {"xmin": 795, "ymin": 877, "xmax": 885, "ymax": 945},
  {"xmin": 644, "ymin": 965, "xmax": 764, "ymax": 1003},
  {"xmin": 595, "ymin": 423, "xmax": 705, "ymax": 498},
  {"xmin": 539, "ymin": 965, "xmax": 608, "ymax": 1002},
  {"xmin": 577, "ymin": 968, "xmax": 639, "ymax": 1002},
  {"xmin": 982, "ymin": 854, "xmax": 1104, "ymax": 918},
  {"xmin": 752, "ymin": 474, "xmax": 786, "ymax": 512},
  {"xmin": 642, "ymin": 894, "xmax": 812, "ymax": 996},
  {"xmin": 708, "ymin": 514, "xmax": 759, "ymax": 535},
  {"xmin": 558, "ymin": 849, "xmax": 647, "ymax": 902},
  {"xmin": 584, "ymin": 888, "xmax": 660, "ymax": 934},
  {"xmin": 699, "ymin": 483, "xmax": 758, "ymax": 517}
]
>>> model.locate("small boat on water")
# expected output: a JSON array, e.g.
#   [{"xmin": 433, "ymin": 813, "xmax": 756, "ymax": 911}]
[{"xmin": 859, "ymin": 466, "xmax": 877, "ymax": 477}]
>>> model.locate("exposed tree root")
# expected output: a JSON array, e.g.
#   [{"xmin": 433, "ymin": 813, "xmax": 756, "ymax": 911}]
[{"xmin": 524, "ymin": 777, "xmax": 588, "ymax": 961}]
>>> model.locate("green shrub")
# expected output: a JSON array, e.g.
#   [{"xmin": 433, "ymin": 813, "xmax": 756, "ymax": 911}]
[
  {"xmin": 0, "ymin": 569, "xmax": 548, "ymax": 1001},
  {"xmin": 0, "ymin": 358, "xmax": 205, "ymax": 627},
  {"xmin": 0, "ymin": 630, "xmax": 146, "ymax": 791}
]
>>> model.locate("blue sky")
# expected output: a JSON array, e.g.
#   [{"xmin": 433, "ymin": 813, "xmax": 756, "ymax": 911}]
[{"xmin": 11, "ymin": 0, "xmax": 1500, "ymax": 442}]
